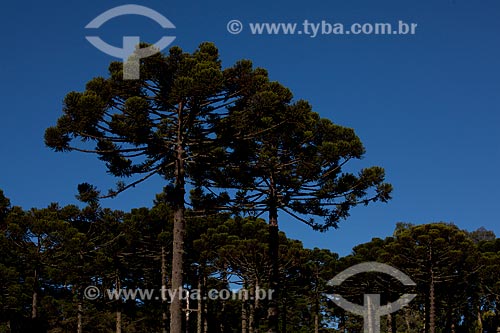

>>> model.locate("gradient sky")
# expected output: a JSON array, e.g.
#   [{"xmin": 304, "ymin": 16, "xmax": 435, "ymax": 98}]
[{"xmin": 1, "ymin": 0, "xmax": 499, "ymax": 256}]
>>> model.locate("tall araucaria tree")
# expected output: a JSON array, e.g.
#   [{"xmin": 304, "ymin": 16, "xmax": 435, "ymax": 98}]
[
  {"xmin": 44, "ymin": 42, "xmax": 274, "ymax": 333},
  {"xmin": 207, "ymin": 65, "xmax": 393, "ymax": 332}
]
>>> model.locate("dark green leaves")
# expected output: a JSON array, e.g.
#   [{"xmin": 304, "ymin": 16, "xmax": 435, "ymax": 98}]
[
  {"xmin": 76, "ymin": 183, "xmax": 100, "ymax": 204},
  {"xmin": 44, "ymin": 126, "xmax": 71, "ymax": 152},
  {"xmin": 110, "ymin": 97, "xmax": 152, "ymax": 143}
]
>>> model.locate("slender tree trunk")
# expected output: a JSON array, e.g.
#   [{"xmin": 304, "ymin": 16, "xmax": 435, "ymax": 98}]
[
  {"xmin": 314, "ymin": 277, "xmax": 320, "ymax": 333},
  {"xmin": 197, "ymin": 275, "xmax": 203, "ymax": 333},
  {"xmin": 203, "ymin": 280, "xmax": 208, "ymax": 333},
  {"xmin": 429, "ymin": 268, "xmax": 436, "ymax": 333},
  {"xmin": 170, "ymin": 109, "xmax": 186, "ymax": 333},
  {"xmin": 314, "ymin": 279, "xmax": 319, "ymax": 333},
  {"xmin": 249, "ymin": 282, "xmax": 256, "ymax": 333},
  {"xmin": 116, "ymin": 309, "xmax": 122, "ymax": 333},
  {"xmin": 162, "ymin": 245, "xmax": 169, "ymax": 333},
  {"xmin": 220, "ymin": 267, "xmax": 228, "ymax": 333},
  {"xmin": 116, "ymin": 271, "xmax": 122, "ymax": 333},
  {"xmin": 170, "ymin": 193, "xmax": 186, "ymax": 333},
  {"xmin": 197, "ymin": 301, "xmax": 202, "ymax": 333},
  {"xmin": 31, "ymin": 268, "xmax": 38, "ymax": 320},
  {"xmin": 242, "ymin": 279, "xmax": 248, "ymax": 333},
  {"xmin": 267, "ymin": 180, "xmax": 280, "ymax": 333},
  {"xmin": 77, "ymin": 296, "xmax": 83, "ymax": 333},
  {"xmin": 186, "ymin": 290, "xmax": 191, "ymax": 333}
]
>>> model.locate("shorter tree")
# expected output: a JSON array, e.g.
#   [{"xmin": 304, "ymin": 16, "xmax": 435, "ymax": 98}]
[{"xmin": 387, "ymin": 223, "xmax": 480, "ymax": 333}]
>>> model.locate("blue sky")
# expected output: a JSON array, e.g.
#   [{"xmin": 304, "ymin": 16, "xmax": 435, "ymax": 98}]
[{"xmin": 0, "ymin": 0, "xmax": 499, "ymax": 256}]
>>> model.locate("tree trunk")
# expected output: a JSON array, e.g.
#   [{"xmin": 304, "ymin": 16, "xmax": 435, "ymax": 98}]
[
  {"xmin": 116, "ymin": 309, "xmax": 122, "ymax": 333},
  {"xmin": 170, "ymin": 198, "xmax": 186, "ymax": 333},
  {"xmin": 429, "ymin": 268, "xmax": 435, "ymax": 333},
  {"xmin": 162, "ymin": 245, "xmax": 169, "ymax": 333},
  {"xmin": 249, "ymin": 282, "xmax": 256, "ymax": 333},
  {"xmin": 197, "ymin": 275, "xmax": 203, "ymax": 333},
  {"xmin": 77, "ymin": 297, "xmax": 83, "ymax": 333},
  {"xmin": 242, "ymin": 279, "xmax": 248, "ymax": 333},
  {"xmin": 314, "ymin": 276, "xmax": 320, "ymax": 333},
  {"xmin": 186, "ymin": 290, "xmax": 191, "ymax": 333},
  {"xmin": 116, "ymin": 271, "xmax": 122, "ymax": 333},
  {"xmin": 203, "ymin": 281, "xmax": 208, "ymax": 333},
  {"xmin": 267, "ymin": 182, "xmax": 280, "ymax": 333},
  {"xmin": 220, "ymin": 267, "xmax": 228, "ymax": 333},
  {"xmin": 170, "ymin": 115, "xmax": 186, "ymax": 333},
  {"xmin": 32, "ymin": 268, "xmax": 38, "ymax": 320},
  {"xmin": 314, "ymin": 278, "xmax": 320, "ymax": 333},
  {"xmin": 31, "ymin": 290, "xmax": 38, "ymax": 320}
]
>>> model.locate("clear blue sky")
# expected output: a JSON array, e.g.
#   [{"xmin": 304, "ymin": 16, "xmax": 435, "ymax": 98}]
[{"xmin": 1, "ymin": 0, "xmax": 499, "ymax": 256}]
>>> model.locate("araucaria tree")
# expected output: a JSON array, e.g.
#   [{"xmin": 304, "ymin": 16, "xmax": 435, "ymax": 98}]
[
  {"xmin": 45, "ymin": 42, "xmax": 392, "ymax": 333},
  {"xmin": 213, "ymin": 64, "xmax": 392, "ymax": 332},
  {"xmin": 45, "ymin": 42, "xmax": 254, "ymax": 333}
]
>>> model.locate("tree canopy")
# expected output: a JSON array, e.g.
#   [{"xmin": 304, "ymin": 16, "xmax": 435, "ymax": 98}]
[
  {"xmin": 44, "ymin": 42, "xmax": 392, "ymax": 333},
  {"xmin": 1, "ymin": 190, "xmax": 499, "ymax": 332}
]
